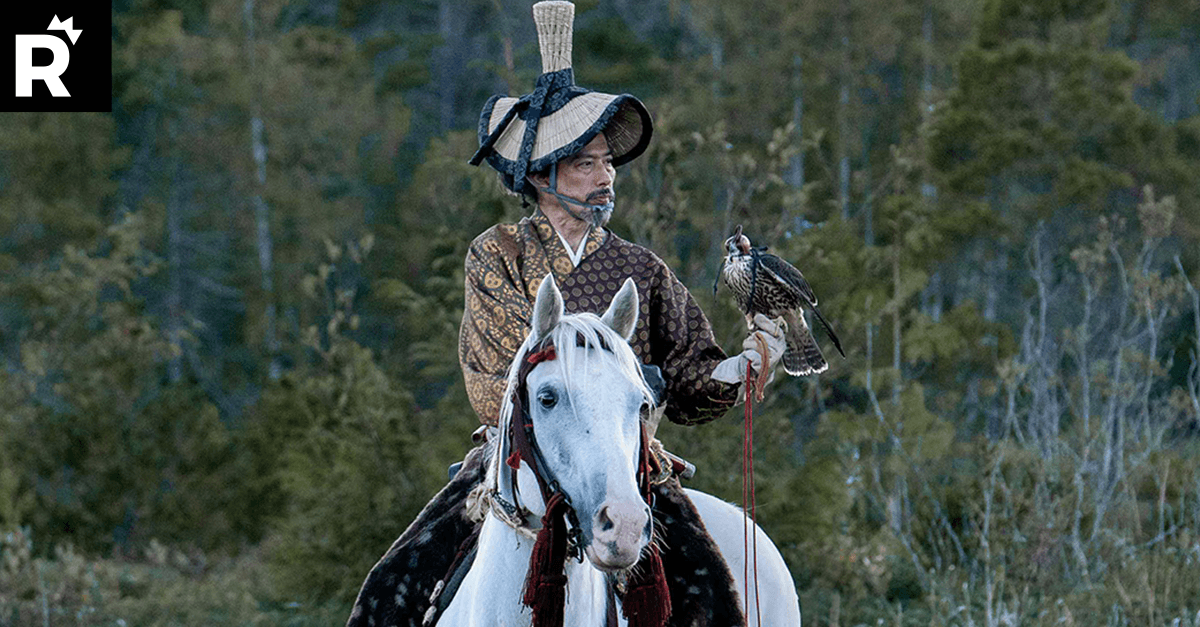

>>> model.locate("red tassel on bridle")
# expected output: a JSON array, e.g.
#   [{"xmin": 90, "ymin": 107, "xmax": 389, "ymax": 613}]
[
  {"xmin": 523, "ymin": 492, "xmax": 571, "ymax": 627},
  {"xmin": 621, "ymin": 545, "xmax": 672, "ymax": 627},
  {"xmin": 621, "ymin": 422, "xmax": 672, "ymax": 627}
]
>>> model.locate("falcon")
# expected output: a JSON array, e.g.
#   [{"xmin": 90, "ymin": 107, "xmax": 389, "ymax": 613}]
[{"xmin": 719, "ymin": 225, "xmax": 845, "ymax": 376}]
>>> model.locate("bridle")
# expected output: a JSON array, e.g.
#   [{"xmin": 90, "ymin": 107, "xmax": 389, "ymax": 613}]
[
  {"xmin": 491, "ymin": 337, "xmax": 663, "ymax": 538},
  {"xmin": 496, "ymin": 340, "xmax": 586, "ymax": 559}
]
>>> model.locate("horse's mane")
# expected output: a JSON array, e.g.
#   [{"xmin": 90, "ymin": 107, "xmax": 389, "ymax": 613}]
[{"xmin": 486, "ymin": 311, "xmax": 656, "ymax": 491}]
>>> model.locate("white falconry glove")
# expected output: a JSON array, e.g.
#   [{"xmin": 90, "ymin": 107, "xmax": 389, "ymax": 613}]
[{"xmin": 711, "ymin": 313, "xmax": 787, "ymax": 386}]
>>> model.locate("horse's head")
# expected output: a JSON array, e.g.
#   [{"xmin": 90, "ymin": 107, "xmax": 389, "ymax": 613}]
[{"xmin": 493, "ymin": 274, "xmax": 656, "ymax": 572}]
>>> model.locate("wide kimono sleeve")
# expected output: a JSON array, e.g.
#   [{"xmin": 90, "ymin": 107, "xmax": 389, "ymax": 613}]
[
  {"xmin": 458, "ymin": 227, "xmax": 533, "ymax": 426},
  {"xmin": 645, "ymin": 257, "xmax": 739, "ymax": 426}
]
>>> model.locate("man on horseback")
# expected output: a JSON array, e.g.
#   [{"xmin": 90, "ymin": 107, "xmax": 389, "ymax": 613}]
[{"xmin": 348, "ymin": 2, "xmax": 786, "ymax": 625}]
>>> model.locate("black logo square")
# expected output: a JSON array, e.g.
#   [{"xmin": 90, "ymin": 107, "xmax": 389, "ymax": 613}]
[{"xmin": 1, "ymin": 2, "xmax": 113, "ymax": 112}]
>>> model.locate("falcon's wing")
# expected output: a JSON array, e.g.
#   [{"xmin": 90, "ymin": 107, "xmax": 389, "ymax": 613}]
[{"xmin": 759, "ymin": 253, "xmax": 818, "ymax": 306}]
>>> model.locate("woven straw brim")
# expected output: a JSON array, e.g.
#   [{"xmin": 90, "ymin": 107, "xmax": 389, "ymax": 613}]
[{"xmin": 486, "ymin": 92, "xmax": 649, "ymax": 167}]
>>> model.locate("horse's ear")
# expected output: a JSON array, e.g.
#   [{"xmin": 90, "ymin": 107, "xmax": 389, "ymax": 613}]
[
  {"xmin": 601, "ymin": 278, "xmax": 639, "ymax": 340},
  {"xmin": 531, "ymin": 274, "xmax": 564, "ymax": 343}
]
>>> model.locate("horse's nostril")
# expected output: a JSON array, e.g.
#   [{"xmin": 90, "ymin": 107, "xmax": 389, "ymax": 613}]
[{"xmin": 597, "ymin": 506, "xmax": 615, "ymax": 531}]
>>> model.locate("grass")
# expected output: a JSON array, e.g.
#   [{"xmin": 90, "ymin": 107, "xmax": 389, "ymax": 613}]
[
  {"xmin": 1, "ymin": 531, "xmax": 346, "ymax": 627},
  {"xmin": 4, "ymin": 525, "xmax": 1200, "ymax": 627}
]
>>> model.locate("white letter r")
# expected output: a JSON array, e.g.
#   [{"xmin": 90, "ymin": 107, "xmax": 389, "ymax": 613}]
[{"xmin": 15, "ymin": 34, "xmax": 71, "ymax": 97}]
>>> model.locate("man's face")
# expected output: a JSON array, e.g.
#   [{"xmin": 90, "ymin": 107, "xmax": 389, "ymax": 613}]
[{"xmin": 532, "ymin": 133, "xmax": 616, "ymax": 219}]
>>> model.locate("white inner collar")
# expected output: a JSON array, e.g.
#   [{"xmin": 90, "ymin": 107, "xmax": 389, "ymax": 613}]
[{"xmin": 556, "ymin": 227, "xmax": 590, "ymax": 267}]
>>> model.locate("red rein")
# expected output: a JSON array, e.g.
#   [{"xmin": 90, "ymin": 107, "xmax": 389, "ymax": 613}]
[
  {"xmin": 743, "ymin": 360, "xmax": 762, "ymax": 625},
  {"xmin": 517, "ymin": 342, "xmax": 671, "ymax": 627}
]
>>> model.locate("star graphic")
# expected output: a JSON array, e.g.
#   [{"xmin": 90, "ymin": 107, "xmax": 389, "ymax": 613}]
[{"xmin": 48, "ymin": 15, "xmax": 82, "ymax": 45}]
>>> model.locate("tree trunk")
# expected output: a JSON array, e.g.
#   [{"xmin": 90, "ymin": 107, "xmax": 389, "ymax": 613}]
[
  {"xmin": 836, "ymin": 5, "xmax": 851, "ymax": 221},
  {"xmin": 493, "ymin": 0, "xmax": 515, "ymax": 88},
  {"xmin": 437, "ymin": 0, "xmax": 459, "ymax": 132},
  {"xmin": 166, "ymin": 119, "xmax": 185, "ymax": 383},
  {"xmin": 712, "ymin": 38, "xmax": 730, "ymax": 259},
  {"xmin": 920, "ymin": 0, "xmax": 938, "ymax": 202},
  {"xmin": 862, "ymin": 142, "xmax": 873, "ymax": 246},
  {"xmin": 785, "ymin": 54, "xmax": 805, "ymax": 232},
  {"xmin": 246, "ymin": 0, "xmax": 280, "ymax": 379},
  {"xmin": 892, "ymin": 247, "xmax": 902, "ymax": 406}
]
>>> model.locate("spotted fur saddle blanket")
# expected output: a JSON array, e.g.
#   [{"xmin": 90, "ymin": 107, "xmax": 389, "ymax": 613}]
[{"xmin": 346, "ymin": 445, "xmax": 745, "ymax": 627}]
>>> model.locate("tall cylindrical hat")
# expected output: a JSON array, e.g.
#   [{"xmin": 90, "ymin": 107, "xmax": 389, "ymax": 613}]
[{"xmin": 469, "ymin": 1, "xmax": 653, "ymax": 196}]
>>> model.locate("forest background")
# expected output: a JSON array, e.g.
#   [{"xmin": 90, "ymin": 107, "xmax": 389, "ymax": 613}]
[{"xmin": 3, "ymin": 0, "xmax": 1200, "ymax": 624}]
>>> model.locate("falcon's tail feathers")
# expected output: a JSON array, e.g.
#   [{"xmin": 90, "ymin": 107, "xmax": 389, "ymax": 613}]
[
  {"xmin": 782, "ymin": 311, "xmax": 828, "ymax": 376},
  {"xmin": 811, "ymin": 306, "xmax": 846, "ymax": 358}
]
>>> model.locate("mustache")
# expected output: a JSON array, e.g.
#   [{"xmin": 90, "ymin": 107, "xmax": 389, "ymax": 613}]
[{"xmin": 587, "ymin": 189, "xmax": 614, "ymax": 203}]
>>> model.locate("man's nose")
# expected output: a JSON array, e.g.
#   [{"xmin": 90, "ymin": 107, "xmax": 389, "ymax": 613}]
[{"xmin": 596, "ymin": 163, "xmax": 614, "ymax": 187}]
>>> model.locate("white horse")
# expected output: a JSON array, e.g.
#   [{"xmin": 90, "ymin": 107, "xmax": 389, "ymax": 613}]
[{"xmin": 438, "ymin": 275, "xmax": 801, "ymax": 627}]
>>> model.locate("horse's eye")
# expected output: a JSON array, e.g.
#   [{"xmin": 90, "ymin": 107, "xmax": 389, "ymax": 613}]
[{"xmin": 537, "ymin": 389, "xmax": 558, "ymax": 408}]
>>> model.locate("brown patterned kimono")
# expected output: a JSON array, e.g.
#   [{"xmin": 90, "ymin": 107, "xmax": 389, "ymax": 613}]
[{"xmin": 460, "ymin": 210, "xmax": 738, "ymax": 426}]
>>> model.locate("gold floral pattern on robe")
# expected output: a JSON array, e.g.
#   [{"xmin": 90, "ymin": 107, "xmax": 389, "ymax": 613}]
[{"xmin": 459, "ymin": 211, "xmax": 737, "ymax": 426}]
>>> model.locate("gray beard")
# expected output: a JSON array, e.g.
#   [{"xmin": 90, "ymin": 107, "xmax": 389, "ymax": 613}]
[
  {"xmin": 558, "ymin": 198, "xmax": 614, "ymax": 229},
  {"xmin": 588, "ymin": 201, "xmax": 614, "ymax": 228}
]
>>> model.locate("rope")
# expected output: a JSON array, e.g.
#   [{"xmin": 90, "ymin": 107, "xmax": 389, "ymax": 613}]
[{"xmin": 742, "ymin": 360, "xmax": 762, "ymax": 626}]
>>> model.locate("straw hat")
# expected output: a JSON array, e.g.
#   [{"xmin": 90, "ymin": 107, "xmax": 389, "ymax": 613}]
[{"xmin": 469, "ymin": 1, "xmax": 652, "ymax": 196}]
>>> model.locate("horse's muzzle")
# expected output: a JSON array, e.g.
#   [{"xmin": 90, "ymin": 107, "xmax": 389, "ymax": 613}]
[{"xmin": 586, "ymin": 501, "xmax": 651, "ymax": 571}]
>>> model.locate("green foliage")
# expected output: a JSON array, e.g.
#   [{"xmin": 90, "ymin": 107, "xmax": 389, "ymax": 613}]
[
  {"xmin": 254, "ymin": 242, "xmax": 473, "ymax": 606},
  {"xmin": 574, "ymin": 15, "xmax": 670, "ymax": 95},
  {"xmin": 0, "ymin": 217, "xmax": 253, "ymax": 554},
  {"xmin": 255, "ymin": 336, "xmax": 432, "ymax": 604},
  {"xmin": 929, "ymin": 0, "xmax": 1194, "ymax": 255},
  {"xmin": 0, "ymin": 112, "xmax": 128, "ymax": 264}
]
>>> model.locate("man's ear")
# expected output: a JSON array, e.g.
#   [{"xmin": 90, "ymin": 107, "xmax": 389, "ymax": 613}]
[{"xmin": 527, "ymin": 171, "xmax": 548, "ymax": 192}]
